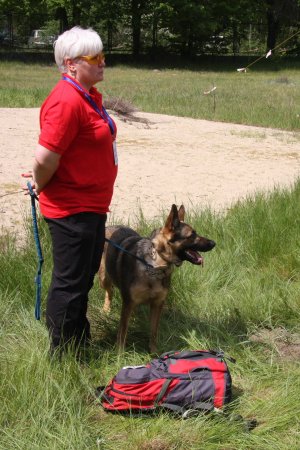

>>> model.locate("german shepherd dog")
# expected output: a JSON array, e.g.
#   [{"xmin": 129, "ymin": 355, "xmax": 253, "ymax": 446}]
[{"xmin": 99, "ymin": 204, "xmax": 215, "ymax": 353}]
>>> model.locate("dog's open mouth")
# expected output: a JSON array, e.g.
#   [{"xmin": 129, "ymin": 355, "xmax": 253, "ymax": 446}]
[{"xmin": 184, "ymin": 249, "xmax": 204, "ymax": 265}]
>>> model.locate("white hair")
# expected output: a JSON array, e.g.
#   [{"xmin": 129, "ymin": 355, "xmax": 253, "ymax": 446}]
[{"xmin": 54, "ymin": 26, "xmax": 103, "ymax": 72}]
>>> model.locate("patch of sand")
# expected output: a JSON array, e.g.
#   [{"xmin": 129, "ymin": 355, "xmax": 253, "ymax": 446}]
[{"xmin": 0, "ymin": 108, "xmax": 299, "ymax": 243}]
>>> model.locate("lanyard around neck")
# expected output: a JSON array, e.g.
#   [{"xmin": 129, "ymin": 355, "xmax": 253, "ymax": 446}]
[{"xmin": 62, "ymin": 76, "xmax": 115, "ymax": 136}]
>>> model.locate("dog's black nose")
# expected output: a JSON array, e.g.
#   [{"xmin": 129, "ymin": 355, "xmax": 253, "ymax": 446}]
[{"xmin": 207, "ymin": 240, "xmax": 216, "ymax": 250}]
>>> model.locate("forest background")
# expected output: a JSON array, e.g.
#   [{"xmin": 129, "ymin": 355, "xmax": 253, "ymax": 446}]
[{"xmin": 0, "ymin": 0, "xmax": 299, "ymax": 60}]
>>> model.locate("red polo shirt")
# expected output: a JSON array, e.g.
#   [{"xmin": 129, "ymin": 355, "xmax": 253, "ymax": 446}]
[{"xmin": 38, "ymin": 75, "xmax": 118, "ymax": 218}]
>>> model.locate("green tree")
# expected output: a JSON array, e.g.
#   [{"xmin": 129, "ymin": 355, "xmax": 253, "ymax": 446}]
[
  {"xmin": 0, "ymin": 0, "xmax": 50, "ymax": 42},
  {"xmin": 158, "ymin": 0, "xmax": 216, "ymax": 56},
  {"xmin": 265, "ymin": 0, "xmax": 299, "ymax": 51}
]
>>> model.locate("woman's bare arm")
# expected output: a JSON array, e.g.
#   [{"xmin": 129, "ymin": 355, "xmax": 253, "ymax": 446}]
[{"xmin": 33, "ymin": 144, "xmax": 61, "ymax": 194}]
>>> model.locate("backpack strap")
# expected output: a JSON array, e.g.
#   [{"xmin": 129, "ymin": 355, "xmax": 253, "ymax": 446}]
[
  {"xmin": 155, "ymin": 379, "xmax": 215, "ymax": 416},
  {"xmin": 159, "ymin": 401, "xmax": 214, "ymax": 418},
  {"xmin": 160, "ymin": 350, "xmax": 217, "ymax": 360},
  {"xmin": 95, "ymin": 386, "xmax": 107, "ymax": 400},
  {"xmin": 155, "ymin": 379, "xmax": 173, "ymax": 404},
  {"xmin": 192, "ymin": 401, "xmax": 215, "ymax": 412},
  {"xmin": 159, "ymin": 350, "xmax": 201, "ymax": 360},
  {"xmin": 159, "ymin": 350, "xmax": 177, "ymax": 359},
  {"xmin": 159, "ymin": 402, "xmax": 184, "ymax": 414},
  {"xmin": 159, "ymin": 349, "xmax": 236, "ymax": 363}
]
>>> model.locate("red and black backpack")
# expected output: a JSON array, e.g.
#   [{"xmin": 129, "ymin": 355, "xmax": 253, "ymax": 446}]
[{"xmin": 98, "ymin": 349, "xmax": 234, "ymax": 418}]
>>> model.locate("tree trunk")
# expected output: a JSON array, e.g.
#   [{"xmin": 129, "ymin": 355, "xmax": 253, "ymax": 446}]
[
  {"xmin": 232, "ymin": 21, "xmax": 240, "ymax": 55},
  {"xmin": 7, "ymin": 12, "xmax": 13, "ymax": 46},
  {"xmin": 71, "ymin": 0, "xmax": 81, "ymax": 26},
  {"xmin": 55, "ymin": 7, "xmax": 69, "ymax": 33},
  {"xmin": 152, "ymin": 10, "xmax": 158, "ymax": 49},
  {"xmin": 107, "ymin": 21, "xmax": 113, "ymax": 52},
  {"xmin": 266, "ymin": 0, "xmax": 280, "ymax": 51},
  {"xmin": 132, "ymin": 18, "xmax": 141, "ymax": 56},
  {"xmin": 132, "ymin": 0, "xmax": 145, "ymax": 57}
]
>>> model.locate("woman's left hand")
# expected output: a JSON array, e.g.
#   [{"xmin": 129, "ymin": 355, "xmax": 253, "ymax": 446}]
[{"xmin": 21, "ymin": 171, "xmax": 38, "ymax": 196}]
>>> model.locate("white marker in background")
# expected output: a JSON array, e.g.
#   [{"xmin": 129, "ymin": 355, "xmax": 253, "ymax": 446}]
[
  {"xmin": 266, "ymin": 50, "xmax": 272, "ymax": 58},
  {"xmin": 204, "ymin": 86, "xmax": 217, "ymax": 95}
]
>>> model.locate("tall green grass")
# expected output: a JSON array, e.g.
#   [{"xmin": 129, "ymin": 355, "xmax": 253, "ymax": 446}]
[
  {"xmin": 1, "ymin": 181, "xmax": 300, "ymax": 449},
  {"xmin": 0, "ymin": 60, "xmax": 299, "ymax": 130}
]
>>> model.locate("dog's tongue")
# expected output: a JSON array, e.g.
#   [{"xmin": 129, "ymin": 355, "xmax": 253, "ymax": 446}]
[{"xmin": 185, "ymin": 250, "xmax": 203, "ymax": 266}]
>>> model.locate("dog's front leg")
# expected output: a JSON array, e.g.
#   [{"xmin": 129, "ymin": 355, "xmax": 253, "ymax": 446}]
[
  {"xmin": 149, "ymin": 302, "xmax": 164, "ymax": 354},
  {"xmin": 117, "ymin": 301, "xmax": 134, "ymax": 351}
]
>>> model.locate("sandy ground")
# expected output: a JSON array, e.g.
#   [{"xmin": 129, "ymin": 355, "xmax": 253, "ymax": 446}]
[{"xmin": 1, "ymin": 108, "xmax": 300, "ymax": 243}]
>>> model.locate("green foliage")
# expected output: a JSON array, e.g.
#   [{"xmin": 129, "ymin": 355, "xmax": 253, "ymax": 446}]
[
  {"xmin": 0, "ymin": 0, "xmax": 299, "ymax": 55},
  {"xmin": 1, "ymin": 181, "xmax": 300, "ymax": 449},
  {"xmin": 159, "ymin": 0, "xmax": 216, "ymax": 54}
]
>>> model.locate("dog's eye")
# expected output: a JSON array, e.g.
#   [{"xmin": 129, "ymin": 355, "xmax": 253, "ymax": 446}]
[
  {"xmin": 169, "ymin": 233, "xmax": 184, "ymax": 243},
  {"xmin": 169, "ymin": 236, "xmax": 180, "ymax": 243}
]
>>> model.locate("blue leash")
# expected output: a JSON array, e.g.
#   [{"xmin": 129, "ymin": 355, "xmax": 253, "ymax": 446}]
[
  {"xmin": 104, "ymin": 237, "xmax": 153, "ymax": 269},
  {"xmin": 27, "ymin": 182, "xmax": 44, "ymax": 320}
]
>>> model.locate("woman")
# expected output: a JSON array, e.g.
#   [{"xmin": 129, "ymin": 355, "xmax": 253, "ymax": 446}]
[{"xmin": 24, "ymin": 26, "xmax": 118, "ymax": 354}]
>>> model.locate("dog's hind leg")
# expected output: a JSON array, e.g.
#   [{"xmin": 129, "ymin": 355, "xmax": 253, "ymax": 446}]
[
  {"xmin": 103, "ymin": 287, "xmax": 113, "ymax": 313},
  {"xmin": 117, "ymin": 300, "xmax": 134, "ymax": 351},
  {"xmin": 149, "ymin": 302, "xmax": 164, "ymax": 354},
  {"xmin": 99, "ymin": 266, "xmax": 113, "ymax": 313}
]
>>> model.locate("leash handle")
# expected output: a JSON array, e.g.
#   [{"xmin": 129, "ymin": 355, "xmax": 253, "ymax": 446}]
[
  {"xmin": 27, "ymin": 182, "xmax": 44, "ymax": 320},
  {"xmin": 27, "ymin": 181, "xmax": 39, "ymax": 201}
]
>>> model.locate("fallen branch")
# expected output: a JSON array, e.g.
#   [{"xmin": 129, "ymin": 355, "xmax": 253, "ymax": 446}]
[{"xmin": 103, "ymin": 97, "xmax": 151, "ymax": 127}]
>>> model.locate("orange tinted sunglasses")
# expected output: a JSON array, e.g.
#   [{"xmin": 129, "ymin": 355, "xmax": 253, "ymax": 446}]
[{"xmin": 79, "ymin": 52, "xmax": 105, "ymax": 65}]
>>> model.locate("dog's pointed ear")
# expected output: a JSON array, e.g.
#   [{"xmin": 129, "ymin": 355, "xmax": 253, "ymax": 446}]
[
  {"xmin": 178, "ymin": 205, "xmax": 185, "ymax": 222},
  {"xmin": 164, "ymin": 204, "xmax": 180, "ymax": 231}
]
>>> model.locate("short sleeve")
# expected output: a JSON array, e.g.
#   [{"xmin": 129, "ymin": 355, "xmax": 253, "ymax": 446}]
[{"xmin": 39, "ymin": 97, "xmax": 81, "ymax": 155}]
